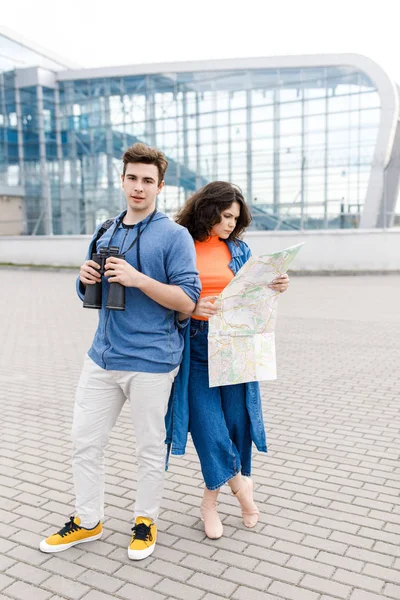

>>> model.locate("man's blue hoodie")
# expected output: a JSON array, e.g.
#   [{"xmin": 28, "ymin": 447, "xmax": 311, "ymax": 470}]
[{"xmin": 76, "ymin": 210, "xmax": 201, "ymax": 373}]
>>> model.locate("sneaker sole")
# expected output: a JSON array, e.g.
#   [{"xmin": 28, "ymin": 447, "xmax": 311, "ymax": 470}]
[
  {"xmin": 128, "ymin": 543, "xmax": 156, "ymax": 561},
  {"xmin": 39, "ymin": 532, "xmax": 103, "ymax": 553}
]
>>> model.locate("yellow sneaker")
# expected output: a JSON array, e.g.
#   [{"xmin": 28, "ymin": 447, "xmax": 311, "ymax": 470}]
[
  {"xmin": 128, "ymin": 517, "xmax": 156, "ymax": 560},
  {"xmin": 39, "ymin": 516, "xmax": 102, "ymax": 553}
]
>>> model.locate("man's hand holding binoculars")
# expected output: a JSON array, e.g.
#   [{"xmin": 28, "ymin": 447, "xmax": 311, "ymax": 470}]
[
  {"xmin": 81, "ymin": 253, "xmax": 194, "ymax": 314},
  {"xmin": 80, "ymin": 257, "xmax": 143, "ymax": 288},
  {"xmin": 80, "ymin": 260, "xmax": 102, "ymax": 285},
  {"xmin": 79, "ymin": 256, "xmax": 143, "ymax": 287},
  {"xmin": 104, "ymin": 257, "xmax": 144, "ymax": 288}
]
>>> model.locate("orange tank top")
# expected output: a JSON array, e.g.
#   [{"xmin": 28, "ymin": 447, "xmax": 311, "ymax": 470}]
[{"xmin": 193, "ymin": 236, "xmax": 234, "ymax": 321}]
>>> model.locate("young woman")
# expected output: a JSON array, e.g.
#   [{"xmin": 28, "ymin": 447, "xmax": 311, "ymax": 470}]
[{"xmin": 175, "ymin": 182, "xmax": 289, "ymax": 539}]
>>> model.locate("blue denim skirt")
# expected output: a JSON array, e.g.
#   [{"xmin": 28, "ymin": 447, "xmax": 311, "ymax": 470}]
[{"xmin": 188, "ymin": 318, "xmax": 252, "ymax": 490}]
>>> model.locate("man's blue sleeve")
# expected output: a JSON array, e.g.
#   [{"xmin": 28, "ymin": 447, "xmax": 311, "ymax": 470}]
[{"xmin": 165, "ymin": 228, "xmax": 201, "ymax": 305}]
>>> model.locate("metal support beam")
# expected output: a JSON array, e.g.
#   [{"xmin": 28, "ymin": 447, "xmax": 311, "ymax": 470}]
[
  {"xmin": 228, "ymin": 92, "xmax": 232, "ymax": 182},
  {"xmin": 0, "ymin": 73, "xmax": 9, "ymax": 186},
  {"xmin": 378, "ymin": 120, "xmax": 400, "ymax": 227},
  {"xmin": 14, "ymin": 86, "xmax": 25, "ymax": 189},
  {"xmin": 195, "ymin": 93, "xmax": 202, "ymax": 189},
  {"xmin": 54, "ymin": 86, "xmax": 65, "ymax": 233},
  {"xmin": 174, "ymin": 81, "xmax": 181, "ymax": 207},
  {"xmin": 273, "ymin": 88, "xmax": 280, "ymax": 217},
  {"xmin": 300, "ymin": 84, "xmax": 306, "ymax": 229},
  {"xmin": 182, "ymin": 90, "xmax": 190, "ymax": 200},
  {"xmin": 145, "ymin": 75, "xmax": 156, "ymax": 146},
  {"xmin": 36, "ymin": 85, "xmax": 53, "ymax": 235},
  {"xmin": 104, "ymin": 81, "xmax": 114, "ymax": 207},
  {"xmin": 323, "ymin": 73, "xmax": 329, "ymax": 229},
  {"xmin": 212, "ymin": 87, "xmax": 217, "ymax": 180},
  {"xmin": 65, "ymin": 82, "xmax": 80, "ymax": 233},
  {"xmin": 246, "ymin": 87, "xmax": 252, "ymax": 204}
]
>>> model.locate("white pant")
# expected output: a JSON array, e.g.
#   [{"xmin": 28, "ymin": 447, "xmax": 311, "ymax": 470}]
[{"xmin": 71, "ymin": 355, "xmax": 178, "ymax": 524}]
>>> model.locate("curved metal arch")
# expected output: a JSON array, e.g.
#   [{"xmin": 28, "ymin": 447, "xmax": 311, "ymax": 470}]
[{"xmin": 0, "ymin": 24, "xmax": 79, "ymax": 70}]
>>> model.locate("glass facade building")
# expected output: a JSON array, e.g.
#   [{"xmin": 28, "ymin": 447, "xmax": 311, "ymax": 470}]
[{"xmin": 1, "ymin": 27, "xmax": 400, "ymax": 235}]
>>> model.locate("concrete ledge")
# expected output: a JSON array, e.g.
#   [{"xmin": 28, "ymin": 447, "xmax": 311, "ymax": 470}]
[
  {"xmin": 1, "ymin": 264, "xmax": 400, "ymax": 277},
  {"xmin": 0, "ymin": 228, "xmax": 399, "ymax": 272}
]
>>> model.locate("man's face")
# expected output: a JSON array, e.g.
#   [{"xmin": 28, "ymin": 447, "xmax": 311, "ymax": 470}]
[{"xmin": 121, "ymin": 162, "xmax": 164, "ymax": 216}]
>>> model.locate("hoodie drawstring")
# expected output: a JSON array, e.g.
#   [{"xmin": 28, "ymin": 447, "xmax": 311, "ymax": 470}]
[{"xmin": 136, "ymin": 222, "xmax": 142, "ymax": 272}]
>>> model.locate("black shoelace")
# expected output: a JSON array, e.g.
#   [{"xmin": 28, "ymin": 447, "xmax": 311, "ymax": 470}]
[
  {"xmin": 131, "ymin": 522, "xmax": 152, "ymax": 542},
  {"xmin": 58, "ymin": 516, "xmax": 82, "ymax": 538}
]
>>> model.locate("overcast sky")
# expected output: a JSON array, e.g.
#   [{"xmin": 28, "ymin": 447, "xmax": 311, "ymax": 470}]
[{"xmin": 2, "ymin": 0, "xmax": 398, "ymax": 83}]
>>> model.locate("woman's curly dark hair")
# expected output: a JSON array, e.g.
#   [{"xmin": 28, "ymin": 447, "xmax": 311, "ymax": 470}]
[{"xmin": 175, "ymin": 181, "xmax": 252, "ymax": 242}]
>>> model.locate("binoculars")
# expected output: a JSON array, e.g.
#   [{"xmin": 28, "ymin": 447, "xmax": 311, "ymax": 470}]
[{"xmin": 83, "ymin": 246, "xmax": 126, "ymax": 310}]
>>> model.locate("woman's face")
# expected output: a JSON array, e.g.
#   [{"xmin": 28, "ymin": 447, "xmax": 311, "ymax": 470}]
[{"xmin": 210, "ymin": 201, "xmax": 241, "ymax": 239}]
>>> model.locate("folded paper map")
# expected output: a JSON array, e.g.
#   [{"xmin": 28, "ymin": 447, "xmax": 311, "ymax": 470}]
[{"xmin": 208, "ymin": 243, "xmax": 303, "ymax": 387}]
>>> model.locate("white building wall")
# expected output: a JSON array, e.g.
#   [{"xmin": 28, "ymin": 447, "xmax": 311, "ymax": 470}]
[{"xmin": 0, "ymin": 229, "xmax": 399, "ymax": 272}]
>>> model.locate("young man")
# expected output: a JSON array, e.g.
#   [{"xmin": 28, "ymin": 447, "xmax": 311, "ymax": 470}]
[{"xmin": 39, "ymin": 143, "xmax": 201, "ymax": 560}]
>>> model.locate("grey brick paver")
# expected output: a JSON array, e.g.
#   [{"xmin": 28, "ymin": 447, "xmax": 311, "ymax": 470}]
[
  {"xmin": 286, "ymin": 555, "xmax": 335, "ymax": 578},
  {"xmin": 363, "ymin": 562, "xmax": 400, "ymax": 585},
  {"xmin": 4, "ymin": 581, "xmax": 52, "ymax": 600},
  {"xmin": 181, "ymin": 554, "xmax": 227, "ymax": 577},
  {"xmin": 74, "ymin": 540, "xmax": 116, "ymax": 557},
  {"xmin": 244, "ymin": 544, "xmax": 289, "ymax": 565},
  {"xmin": 0, "ymin": 555, "xmax": 16, "ymax": 570},
  {"xmin": 300, "ymin": 574, "xmax": 351, "ymax": 598},
  {"xmin": 350, "ymin": 591, "xmax": 390, "ymax": 600},
  {"xmin": 187, "ymin": 573, "xmax": 237, "ymax": 597},
  {"xmin": 42, "ymin": 575, "xmax": 90, "ymax": 599},
  {"xmin": 232, "ymin": 588, "xmax": 280, "ymax": 600},
  {"xmin": 5, "ymin": 562, "xmax": 51, "ymax": 585},
  {"xmin": 221, "ymin": 567, "xmax": 270, "ymax": 591},
  {"xmin": 117, "ymin": 585, "xmax": 167, "ymax": 600},
  {"xmin": 149, "ymin": 545, "xmax": 186, "ymax": 563},
  {"xmin": 202, "ymin": 537, "xmax": 247, "ymax": 553},
  {"xmin": 0, "ymin": 574, "xmax": 15, "ymax": 591},
  {"xmin": 261, "ymin": 525, "xmax": 303, "ymax": 544},
  {"xmin": 286, "ymin": 520, "xmax": 331, "ymax": 538},
  {"xmin": 254, "ymin": 562, "xmax": 302, "ymax": 585},
  {"xmin": 6, "ymin": 544, "xmax": 50, "ymax": 566},
  {"xmin": 315, "ymin": 516, "xmax": 359, "ymax": 534},
  {"xmin": 81, "ymin": 592, "xmax": 117, "ymax": 600},
  {"xmin": 346, "ymin": 545, "xmax": 395, "ymax": 566},
  {"xmin": 330, "ymin": 531, "xmax": 375, "ymax": 549},
  {"xmin": 148, "ymin": 558, "xmax": 194, "ymax": 582},
  {"xmin": 268, "ymin": 581, "xmax": 320, "ymax": 600},
  {"xmin": 0, "ymin": 539, "xmax": 16, "ymax": 553},
  {"xmin": 204, "ymin": 595, "xmax": 240, "ymax": 600},
  {"xmin": 74, "ymin": 553, "xmax": 121, "ymax": 574},
  {"xmin": 1, "ymin": 271, "xmax": 400, "ymax": 600},
  {"xmin": 212, "ymin": 549, "xmax": 259, "ymax": 570},
  {"xmin": 301, "ymin": 535, "xmax": 348, "ymax": 554},
  {"xmin": 333, "ymin": 568, "xmax": 384, "ymax": 593},
  {"xmin": 317, "ymin": 550, "xmax": 363, "ymax": 572},
  {"xmin": 0, "ymin": 509, "xmax": 18, "ymax": 524},
  {"xmin": 112, "ymin": 565, "xmax": 162, "ymax": 588},
  {"xmin": 154, "ymin": 579, "xmax": 204, "ymax": 600},
  {"xmin": 76, "ymin": 570, "xmax": 124, "ymax": 594},
  {"xmin": 272, "ymin": 540, "xmax": 319, "ymax": 560},
  {"xmin": 384, "ymin": 583, "xmax": 400, "ymax": 599},
  {"xmin": 43, "ymin": 557, "xmax": 87, "ymax": 578}
]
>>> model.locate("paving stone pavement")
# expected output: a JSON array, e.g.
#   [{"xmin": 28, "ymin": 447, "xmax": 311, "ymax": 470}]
[{"xmin": 1, "ymin": 269, "xmax": 400, "ymax": 600}]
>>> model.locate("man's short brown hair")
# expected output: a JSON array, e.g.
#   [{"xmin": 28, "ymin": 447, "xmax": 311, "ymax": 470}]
[{"xmin": 122, "ymin": 143, "xmax": 168, "ymax": 185}]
